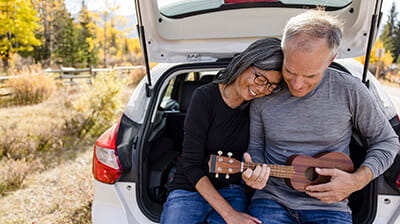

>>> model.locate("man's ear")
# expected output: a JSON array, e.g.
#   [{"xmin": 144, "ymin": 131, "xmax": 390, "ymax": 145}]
[
  {"xmin": 329, "ymin": 53, "xmax": 337, "ymax": 64},
  {"xmin": 326, "ymin": 53, "xmax": 337, "ymax": 68}
]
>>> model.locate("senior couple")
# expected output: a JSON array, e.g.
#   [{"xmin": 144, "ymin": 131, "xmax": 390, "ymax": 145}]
[{"xmin": 160, "ymin": 9, "xmax": 400, "ymax": 224}]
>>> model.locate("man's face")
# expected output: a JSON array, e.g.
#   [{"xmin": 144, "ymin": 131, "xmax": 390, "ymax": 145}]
[{"xmin": 282, "ymin": 37, "xmax": 334, "ymax": 97}]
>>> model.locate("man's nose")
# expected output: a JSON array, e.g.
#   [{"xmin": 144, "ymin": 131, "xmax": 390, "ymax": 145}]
[{"xmin": 291, "ymin": 77, "xmax": 304, "ymax": 90}]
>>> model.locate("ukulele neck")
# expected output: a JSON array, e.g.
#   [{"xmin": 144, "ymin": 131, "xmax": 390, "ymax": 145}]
[{"xmin": 243, "ymin": 162, "xmax": 295, "ymax": 179}]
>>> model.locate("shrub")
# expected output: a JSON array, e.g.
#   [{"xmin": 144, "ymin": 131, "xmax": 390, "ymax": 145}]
[
  {"xmin": 128, "ymin": 67, "xmax": 145, "ymax": 86},
  {"xmin": 0, "ymin": 158, "xmax": 42, "ymax": 195},
  {"xmin": 67, "ymin": 72, "xmax": 126, "ymax": 138},
  {"xmin": 0, "ymin": 118, "xmax": 65, "ymax": 160},
  {"xmin": 5, "ymin": 67, "xmax": 57, "ymax": 105}
]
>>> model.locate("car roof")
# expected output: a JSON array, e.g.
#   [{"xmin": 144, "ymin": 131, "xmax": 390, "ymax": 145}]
[{"xmin": 135, "ymin": 0, "xmax": 382, "ymax": 63}]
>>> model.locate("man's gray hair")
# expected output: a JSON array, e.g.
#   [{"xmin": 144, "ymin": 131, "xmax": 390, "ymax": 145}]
[
  {"xmin": 215, "ymin": 37, "xmax": 283, "ymax": 85},
  {"xmin": 281, "ymin": 9, "xmax": 344, "ymax": 57}
]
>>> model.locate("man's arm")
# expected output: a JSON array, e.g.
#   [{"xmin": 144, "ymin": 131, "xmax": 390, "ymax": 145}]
[{"xmin": 306, "ymin": 80, "xmax": 399, "ymax": 203}]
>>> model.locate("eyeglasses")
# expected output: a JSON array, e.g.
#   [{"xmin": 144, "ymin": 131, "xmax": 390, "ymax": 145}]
[{"xmin": 252, "ymin": 66, "xmax": 281, "ymax": 93}]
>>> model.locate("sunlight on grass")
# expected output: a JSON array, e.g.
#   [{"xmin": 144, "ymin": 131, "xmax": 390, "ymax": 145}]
[{"xmin": 0, "ymin": 147, "xmax": 93, "ymax": 224}]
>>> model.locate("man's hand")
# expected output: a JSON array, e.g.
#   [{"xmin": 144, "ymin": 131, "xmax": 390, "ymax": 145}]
[
  {"xmin": 305, "ymin": 166, "xmax": 373, "ymax": 203},
  {"xmin": 241, "ymin": 152, "xmax": 270, "ymax": 190}
]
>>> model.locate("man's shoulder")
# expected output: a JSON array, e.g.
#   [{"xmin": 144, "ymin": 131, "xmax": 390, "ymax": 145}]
[
  {"xmin": 326, "ymin": 67, "xmax": 365, "ymax": 88},
  {"xmin": 251, "ymin": 93, "xmax": 282, "ymax": 111}
]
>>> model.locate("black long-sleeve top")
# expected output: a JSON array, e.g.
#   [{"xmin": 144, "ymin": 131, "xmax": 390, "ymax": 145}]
[{"xmin": 168, "ymin": 83, "xmax": 250, "ymax": 192}]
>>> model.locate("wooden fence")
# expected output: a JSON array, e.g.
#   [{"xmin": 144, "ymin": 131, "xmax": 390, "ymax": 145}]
[{"xmin": 0, "ymin": 66, "xmax": 144, "ymax": 87}]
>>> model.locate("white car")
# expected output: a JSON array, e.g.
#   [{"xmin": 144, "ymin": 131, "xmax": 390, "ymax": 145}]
[{"xmin": 91, "ymin": 0, "xmax": 400, "ymax": 223}]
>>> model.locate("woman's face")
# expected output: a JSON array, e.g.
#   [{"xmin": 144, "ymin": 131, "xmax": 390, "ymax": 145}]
[{"xmin": 234, "ymin": 66, "xmax": 282, "ymax": 101}]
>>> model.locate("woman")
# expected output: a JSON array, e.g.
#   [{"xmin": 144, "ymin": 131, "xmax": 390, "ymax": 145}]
[{"xmin": 160, "ymin": 38, "xmax": 283, "ymax": 224}]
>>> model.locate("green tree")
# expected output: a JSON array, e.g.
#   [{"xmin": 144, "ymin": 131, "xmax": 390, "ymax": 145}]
[
  {"xmin": 393, "ymin": 21, "xmax": 400, "ymax": 63},
  {"xmin": 54, "ymin": 15, "xmax": 79, "ymax": 67},
  {"xmin": 0, "ymin": 0, "xmax": 41, "ymax": 70},
  {"xmin": 380, "ymin": 1, "xmax": 398, "ymax": 61},
  {"xmin": 76, "ymin": 0, "xmax": 98, "ymax": 67}
]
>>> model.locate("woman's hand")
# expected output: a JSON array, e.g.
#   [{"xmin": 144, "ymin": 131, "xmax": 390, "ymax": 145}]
[
  {"xmin": 241, "ymin": 153, "xmax": 270, "ymax": 189},
  {"xmin": 225, "ymin": 210, "xmax": 262, "ymax": 224}
]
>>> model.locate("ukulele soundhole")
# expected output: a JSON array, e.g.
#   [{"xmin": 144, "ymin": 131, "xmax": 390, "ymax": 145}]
[{"xmin": 305, "ymin": 167, "xmax": 319, "ymax": 181}]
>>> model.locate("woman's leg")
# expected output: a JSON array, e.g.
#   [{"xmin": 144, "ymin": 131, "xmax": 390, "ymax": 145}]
[
  {"xmin": 160, "ymin": 189, "xmax": 211, "ymax": 224},
  {"xmin": 206, "ymin": 185, "xmax": 248, "ymax": 224}
]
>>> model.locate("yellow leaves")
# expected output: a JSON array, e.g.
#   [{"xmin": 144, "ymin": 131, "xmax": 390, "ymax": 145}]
[
  {"xmin": 353, "ymin": 38, "xmax": 394, "ymax": 68},
  {"xmin": 0, "ymin": 0, "xmax": 41, "ymax": 56}
]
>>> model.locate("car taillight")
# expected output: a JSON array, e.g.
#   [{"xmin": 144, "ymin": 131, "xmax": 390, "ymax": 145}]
[
  {"xmin": 396, "ymin": 173, "xmax": 400, "ymax": 190},
  {"xmin": 92, "ymin": 123, "xmax": 122, "ymax": 184}
]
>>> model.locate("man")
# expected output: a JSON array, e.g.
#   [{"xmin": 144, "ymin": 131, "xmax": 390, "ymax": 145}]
[{"xmin": 242, "ymin": 9, "xmax": 400, "ymax": 224}]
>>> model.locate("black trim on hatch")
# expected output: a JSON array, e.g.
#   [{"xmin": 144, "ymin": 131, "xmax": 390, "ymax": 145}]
[{"xmin": 161, "ymin": 2, "xmax": 352, "ymax": 19}]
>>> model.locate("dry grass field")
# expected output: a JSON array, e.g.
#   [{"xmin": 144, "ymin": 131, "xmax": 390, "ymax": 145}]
[{"xmin": 0, "ymin": 69, "xmax": 142, "ymax": 223}]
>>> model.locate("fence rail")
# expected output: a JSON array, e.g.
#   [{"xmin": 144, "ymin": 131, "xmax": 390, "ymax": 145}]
[{"xmin": 0, "ymin": 66, "xmax": 144, "ymax": 87}]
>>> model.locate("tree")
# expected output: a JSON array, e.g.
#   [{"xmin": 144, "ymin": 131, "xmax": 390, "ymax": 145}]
[
  {"xmin": 354, "ymin": 38, "xmax": 393, "ymax": 76},
  {"xmin": 77, "ymin": 0, "xmax": 98, "ymax": 67},
  {"xmin": 393, "ymin": 21, "xmax": 400, "ymax": 63},
  {"xmin": 53, "ymin": 15, "xmax": 79, "ymax": 67},
  {"xmin": 31, "ymin": 0, "xmax": 74, "ymax": 66},
  {"xmin": 0, "ymin": 0, "xmax": 41, "ymax": 71}
]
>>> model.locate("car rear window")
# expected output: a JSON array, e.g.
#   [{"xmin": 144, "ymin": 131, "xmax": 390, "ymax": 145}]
[{"xmin": 158, "ymin": 0, "xmax": 352, "ymax": 18}]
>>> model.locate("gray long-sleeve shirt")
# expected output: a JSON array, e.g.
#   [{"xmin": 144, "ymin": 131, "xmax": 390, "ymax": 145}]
[{"xmin": 248, "ymin": 67, "xmax": 400, "ymax": 212}]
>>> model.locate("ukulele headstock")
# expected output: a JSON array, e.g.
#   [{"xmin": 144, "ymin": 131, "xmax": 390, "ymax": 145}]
[{"xmin": 208, "ymin": 151, "xmax": 242, "ymax": 179}]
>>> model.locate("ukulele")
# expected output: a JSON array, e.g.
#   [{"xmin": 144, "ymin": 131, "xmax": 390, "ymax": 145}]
[{"xmin": 208, "ymin": 151, "xmax": 354, "ymax": 192}]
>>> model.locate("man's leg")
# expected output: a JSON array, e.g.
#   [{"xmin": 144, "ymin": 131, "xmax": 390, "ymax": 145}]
[
  {"xmin": 160, "ymin": 189, "xmax": 211, "ymax": 224},
  {"xmin": 248, "ymin": 199, "xmax": 296, "ymax": 224},
  {"xmin": 298, "ymin": 209, "xmax": 352, "ymax": 224}
]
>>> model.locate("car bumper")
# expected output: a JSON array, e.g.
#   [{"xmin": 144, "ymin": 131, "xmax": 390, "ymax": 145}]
[{"xmin": 92, "ymin": 179, "xmax": 156, "ymax": 224}]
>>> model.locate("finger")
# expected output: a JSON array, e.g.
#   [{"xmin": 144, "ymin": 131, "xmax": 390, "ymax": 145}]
[
  {"xmin": 305, "ymin": 190, "xmax": 328, "ymax": 201},
  {"xmin": 305, "ymin": 182, "xmax": 332, "ymax": 192},
  {"xmin": 244, "ymin": 213, "xmax": 262, "ymax": 224},
  {"xmin": 315, "ymin": 167, "xmax": 337, "ymax": 176},
  {"xmin": 252, "ymin": 165, "xmax": 262, "ymax": 181},
  {"xmin": 242, "ymin": 168, "xmax": 253, "ymax": 179},
  {"xmin": 243, "ymin": 152, "xmax": 253, "ymax": 163},
  {"xmin": 262, "ymin": 165, "xmax": 270, "ymax": 182}
]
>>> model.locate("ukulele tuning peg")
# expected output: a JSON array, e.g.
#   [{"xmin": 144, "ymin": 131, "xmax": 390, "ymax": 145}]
[
  {"xmin": 215, "ymin": 173, "xmax": 219, "ymax": 178},
  {"xmin": 227, "ymin": 152, "xmax": 233, "ymax": 158},
  {"xmin": 225, "ymin": 173, "xmax": 230, "ymax": 179},
  {"xmin": 218, "ymin": 150, "xmax": 223, "ymax": 156}
]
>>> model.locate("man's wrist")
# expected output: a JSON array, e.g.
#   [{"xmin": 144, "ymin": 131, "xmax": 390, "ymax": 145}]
[{"xmin": 352, "ymin": 166, "xmax": 373, "ymax": 191}]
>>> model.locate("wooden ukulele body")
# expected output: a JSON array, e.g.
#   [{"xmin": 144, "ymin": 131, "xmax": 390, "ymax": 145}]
[{"xmin": 208, "ymin": 151, "xmax": 355, "ymax": 192}]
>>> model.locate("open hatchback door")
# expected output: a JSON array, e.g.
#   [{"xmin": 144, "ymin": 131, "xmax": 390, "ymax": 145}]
[
  {"xmin": 92, "ymin": 1, "xmax": 400, "ymax": 224},
  {"xmin": 135, "ymin": 0, "xmax": 381, "ymax": 64}
]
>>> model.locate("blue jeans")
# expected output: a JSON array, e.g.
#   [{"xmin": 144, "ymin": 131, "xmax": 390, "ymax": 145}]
[
  {"xmin": 160, "ymin": 184, "xmax": 248, "ymax": 224},
  {"xmin": 249, "ymin": 199, "xmax": 352, "ymax": 224}
]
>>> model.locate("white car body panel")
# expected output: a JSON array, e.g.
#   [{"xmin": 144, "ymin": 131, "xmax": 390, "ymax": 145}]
[
  {"xmin": 373, "ymin": 195, "xmax": 400, "ymax": 224},
  {"xmin": 92, "ymin": 180, "xmax": 156, "ymax": 224},
  {"xmin": 136, "ymin": 0, "xmax": 380, "ymax": 63}
]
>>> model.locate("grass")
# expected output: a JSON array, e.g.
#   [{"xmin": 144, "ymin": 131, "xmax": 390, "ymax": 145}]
[
  {"xmin": 0, "ymin": 147, "xmax": 93, "ymax": 224},
  {"xmin": 0, "ymin": 69, "xmax": 140, "ymax": 223}
]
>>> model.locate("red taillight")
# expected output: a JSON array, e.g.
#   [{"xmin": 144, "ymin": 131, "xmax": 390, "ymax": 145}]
[
  {"xmin": 92, "ymin": 123, "xmax": 122, "ymax": 184},
  {"xmin": 396, "ymin": 173, "xmax": 400, "ymax": 190}
]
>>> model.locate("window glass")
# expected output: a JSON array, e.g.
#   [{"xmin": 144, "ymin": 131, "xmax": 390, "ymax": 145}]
[{"xmin": 158, "ymin": 0, "xmax": 352, "ymax": 17}]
